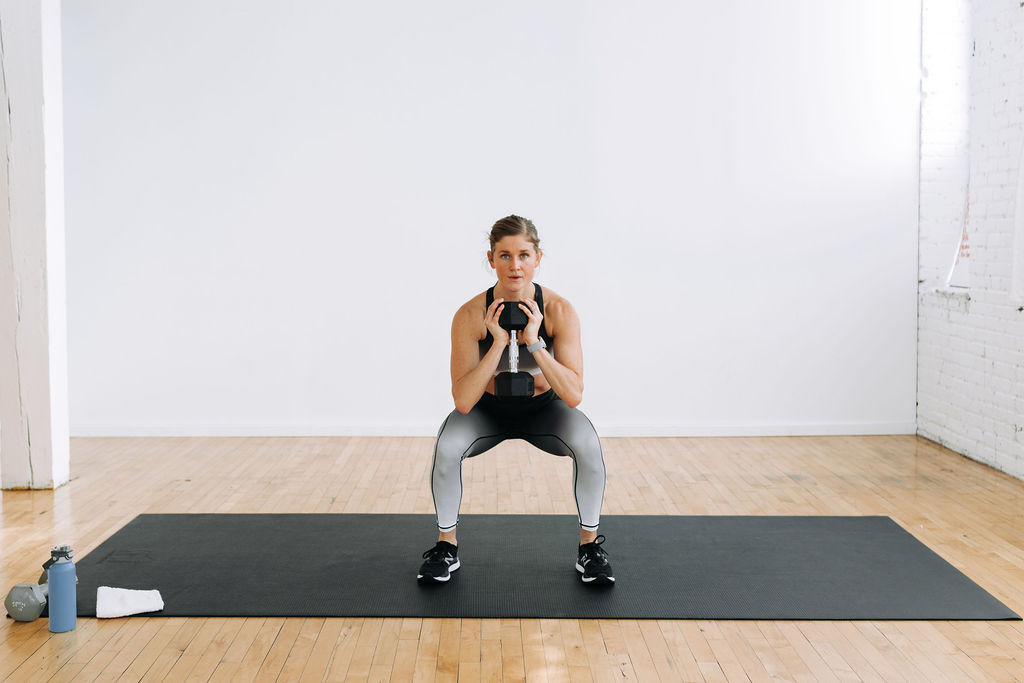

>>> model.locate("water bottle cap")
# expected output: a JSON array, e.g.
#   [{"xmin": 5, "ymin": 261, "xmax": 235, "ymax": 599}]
[
  {"xmin": 43, "ymin": 545, "xmax": 73, "ymax": 570},
  {"xmin": 51, "ymin": 545, "xmax": 73, "ymax": 560}
]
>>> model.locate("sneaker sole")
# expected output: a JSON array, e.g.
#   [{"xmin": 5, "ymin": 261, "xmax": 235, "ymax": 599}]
[
  {"xmin": 576, "ymin": 562, "xmax": 615, "ymax": 584},
  {"xmin": 418, "ymin": 559, "xmax": 461, "ymax": 582}
]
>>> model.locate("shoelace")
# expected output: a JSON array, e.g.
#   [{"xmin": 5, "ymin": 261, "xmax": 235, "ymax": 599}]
[
  {"xmin": 423, "ymin": 543, "xmax": 454, "ymax": 562},
  {"xmin": 580, "ymin": 535, "xmax": 609, "ymax": 566}
]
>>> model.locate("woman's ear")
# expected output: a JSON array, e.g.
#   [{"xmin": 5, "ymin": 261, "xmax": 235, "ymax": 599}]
[{"xmin": 486, "ymin": 251, "xmax": 495, "ymax": 268}]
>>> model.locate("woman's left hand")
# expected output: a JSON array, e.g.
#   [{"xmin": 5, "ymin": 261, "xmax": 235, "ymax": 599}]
[{"xmin": 517, "ymin": 299, "xmax": 544, "ymax": 346}]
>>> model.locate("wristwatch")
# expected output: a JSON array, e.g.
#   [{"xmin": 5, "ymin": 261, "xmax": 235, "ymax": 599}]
[{"xmin": 526, "ymin": 338, "xmax": 547, "ymax": 354}]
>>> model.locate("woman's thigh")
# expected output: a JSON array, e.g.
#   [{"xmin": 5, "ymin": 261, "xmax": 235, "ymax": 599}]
[
  {"xmin": 517, "ymin": 399, "xmax": 601, "ymax": 459},
  {"xmin": 434, "ymin": 405, "xmax": 508, "ymax": 461}
]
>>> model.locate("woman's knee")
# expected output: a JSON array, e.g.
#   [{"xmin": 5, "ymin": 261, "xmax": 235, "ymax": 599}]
[
  {"xmin": 566, "ymin": 416, "xmax": 604, "ymax": 472},
  {"xmin": 576, "ymin": 443, "xmax": 604, "ymax": 477},
  {"xmin": 561, "ymin": 407, "xmax": 600, "ymax": 448}
]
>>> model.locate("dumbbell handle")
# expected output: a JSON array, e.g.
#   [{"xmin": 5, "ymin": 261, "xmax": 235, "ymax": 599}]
[{"xmin": 509, "ymin": 330, "xmax": 519, "ymax": 373}]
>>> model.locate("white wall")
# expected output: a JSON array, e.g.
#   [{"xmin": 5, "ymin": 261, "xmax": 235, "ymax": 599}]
[
  {"xmin": 918, "ymin": 0, "xmax": 1024, "ymax": 479},
  {"xmin": 0, "ymin": 0, "xmax": 70, "ymax": 488},
  {"xmin": 63, "ymin": 1, "xmax": 922, "ymax": 437}
]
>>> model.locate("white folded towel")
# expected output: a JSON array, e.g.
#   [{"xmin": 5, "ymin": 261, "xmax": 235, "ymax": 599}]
[{"xmin": 95, "ymin": 586, "xmax": 165, "ymax": 618}]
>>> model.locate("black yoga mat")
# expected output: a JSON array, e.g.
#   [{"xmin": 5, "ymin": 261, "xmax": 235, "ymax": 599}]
[{"xmin": 72, "ymin": 514, "xmax": 1019, "ymax": 620}]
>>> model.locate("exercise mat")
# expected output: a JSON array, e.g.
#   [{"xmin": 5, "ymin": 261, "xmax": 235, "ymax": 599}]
[{"xmin": 72, "ymin": 514, "xmax": 1019, "ymax": 620}]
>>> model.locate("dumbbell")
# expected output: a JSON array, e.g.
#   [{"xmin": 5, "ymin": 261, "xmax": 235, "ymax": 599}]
[
  {"xmin": 5, "ymin": 572, "xmax": 48, "ymax": 622},
  {"xmin": 495, "ymin": 301, "xmax": 534, "ymax": 399}
]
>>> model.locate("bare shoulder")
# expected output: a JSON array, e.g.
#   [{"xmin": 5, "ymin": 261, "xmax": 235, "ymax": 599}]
[
  {"xmin": 540, "ymin": 286, "xmax": 580, "ymax": 334},
  {"xmin": 452, "ymin": 291, "xmax": 487, "ymax": 340}
]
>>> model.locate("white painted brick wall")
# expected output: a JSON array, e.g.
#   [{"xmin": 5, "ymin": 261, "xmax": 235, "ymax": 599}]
[{"xmin": 918, "ymin": 0, "xmax": 1024, "ymax": 480}]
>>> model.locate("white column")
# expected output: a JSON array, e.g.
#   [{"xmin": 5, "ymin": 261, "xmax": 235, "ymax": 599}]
[{"xmin": 0, "ymin": 0, "xmax": 69, "ymax": 489}]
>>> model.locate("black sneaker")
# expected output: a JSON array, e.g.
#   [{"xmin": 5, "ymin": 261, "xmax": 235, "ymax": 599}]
[
  {"xmin": 576, "ymin": 535, "xmax": 615, "ymax": 585},
  {"xmin": 417, "ymin": 541, "xmax": 460, "ymax": 582}
]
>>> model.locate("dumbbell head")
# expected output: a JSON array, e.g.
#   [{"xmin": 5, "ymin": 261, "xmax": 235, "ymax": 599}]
[
  {"xmin": 5, "ymin": 583, "xmax": 47, "ymax": 622},
  {"xmin": 495, "ymin": 371, "xmax": 534, "ymax": 399},
  {"xmin": 498, "ymin": 302, "xmax": 529, "ymax": 332}
]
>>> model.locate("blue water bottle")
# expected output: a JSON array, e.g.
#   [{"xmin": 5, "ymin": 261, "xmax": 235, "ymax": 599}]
[{"xmin": 44, "ymin": 545, "xmax": 76, "ymax": 633}]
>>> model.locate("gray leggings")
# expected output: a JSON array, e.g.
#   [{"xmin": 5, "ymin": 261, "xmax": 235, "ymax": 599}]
[{"xmin": 431, "ymin": 390, "xmax": 606, "ymax": 532}]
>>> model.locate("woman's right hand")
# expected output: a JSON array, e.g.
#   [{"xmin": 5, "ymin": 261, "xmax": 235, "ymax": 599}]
[{"xmin": 485, "ymin": 298, "xmax": 510, "ymax": 348}]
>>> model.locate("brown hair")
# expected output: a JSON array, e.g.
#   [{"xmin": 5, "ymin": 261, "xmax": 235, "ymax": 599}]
[{"xmin": 488, "ymin": 215, "xmax": 541, "ymax": 253}]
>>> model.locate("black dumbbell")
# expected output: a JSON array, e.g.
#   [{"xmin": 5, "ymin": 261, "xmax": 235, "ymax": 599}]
[
  {"xmin": 498, "ymin": 301, "xmax": 529, "ymax": 332},
  {"xmin": 495, "ymin": 301, "xmax": 534, "ymax": 399}
]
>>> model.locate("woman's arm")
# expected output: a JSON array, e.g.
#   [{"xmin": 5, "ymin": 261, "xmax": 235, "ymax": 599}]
[
  {"xmin": 450, "ymin": 297, "xmax": 508, "ymax": 414},
  {"xmin": 519, "ymin": 296, "xmax": 585, "ymax": 408}
]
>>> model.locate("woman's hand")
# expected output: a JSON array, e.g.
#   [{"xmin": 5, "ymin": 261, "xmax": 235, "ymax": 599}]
[
  {"xmin": 485, "ymin": 298, "xmax": 510, "ymax": 348},
  {"xmin": 518, "ymin": 298, "xmax": 544, "ymax": 346}
]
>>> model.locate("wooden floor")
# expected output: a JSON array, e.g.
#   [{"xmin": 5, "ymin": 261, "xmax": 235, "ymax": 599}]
[{"xmin": 2, "ymin": 435, "xmax": 1024, "ymax": 681}]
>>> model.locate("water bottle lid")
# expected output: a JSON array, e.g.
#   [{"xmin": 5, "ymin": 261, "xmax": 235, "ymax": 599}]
[{"xmin": 43, "ymin": 545, "xmax": 74, "ymax": 569}]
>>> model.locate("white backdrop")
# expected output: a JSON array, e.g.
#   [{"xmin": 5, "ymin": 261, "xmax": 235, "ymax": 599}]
[{"xmin": 63, "ymin": 1, "xmax": 921, "ymax": 436}]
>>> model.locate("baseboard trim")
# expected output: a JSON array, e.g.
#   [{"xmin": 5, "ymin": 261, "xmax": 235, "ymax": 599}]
[{"xmin": 72, "ymin": 421, "xmax": 918, "ymax": 438}]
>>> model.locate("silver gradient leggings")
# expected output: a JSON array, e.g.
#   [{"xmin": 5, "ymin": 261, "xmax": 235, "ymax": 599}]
[{"xmin": 430, "ymin": 390, "xmax": 606, "ymax": 532}]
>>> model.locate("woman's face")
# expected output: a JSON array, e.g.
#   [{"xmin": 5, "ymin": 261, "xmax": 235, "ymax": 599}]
[{"xmin": 488, "ymin": 235, "xmax": 542, "ymax": 294}]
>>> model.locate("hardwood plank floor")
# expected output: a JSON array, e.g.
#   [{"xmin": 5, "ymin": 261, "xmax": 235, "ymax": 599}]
[{"xmin": 2, "ymin": 435, "xmax": 1024, "ymax": 681}]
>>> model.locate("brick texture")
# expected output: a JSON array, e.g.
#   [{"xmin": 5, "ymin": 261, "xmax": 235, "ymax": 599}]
[{"xmin": 918, "ymin": 0, "xmax": 1024, "ymax": 479}]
